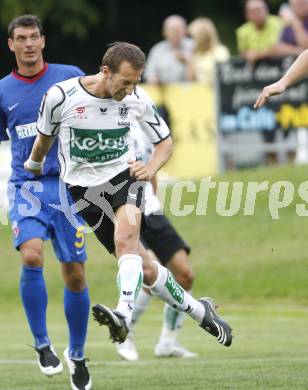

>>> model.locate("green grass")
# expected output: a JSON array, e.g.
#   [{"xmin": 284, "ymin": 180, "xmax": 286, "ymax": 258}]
[
  {"xmin": 0, "ymin": 304, "xmax": 307, "ymax": 389},
  {"xmin": 1, "ymin": 164, "xmax": 308, "ymax": 389}
]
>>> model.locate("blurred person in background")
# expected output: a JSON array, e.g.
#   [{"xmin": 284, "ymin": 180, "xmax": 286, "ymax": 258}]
[
  {"xmin": 241, "ymin": 0, "xmax": 308, "ymax": 58},
  {"xmin": 274, "ymin": 0, "xmax": 308, "ymax": 55},
  {"xmin": 258, "ymin": 0, "xmax": 308, "ymax": 163},
  {"xmin": 187, "ymin": 17, "xmax": 230, "ymax": 86},
  {"xmin": 143, "ymin": 14, "xmax": 193, "ymax": 84},
  {"xmin": 236, "ymin": 0, "xmax": 282, "ymax": 63},
  {"xmin": 0, "ymin": 14, "xmax": 91, "ymax": 390},
  {"xmin": 143, "ymin": 14, "xmax": 193, "ymax": 133},
  {"xmin": 236, "ymin": 0, "xmax": 284, "ymax": 165}
]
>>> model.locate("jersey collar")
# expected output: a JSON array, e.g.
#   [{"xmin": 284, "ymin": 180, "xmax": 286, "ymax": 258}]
[{"xmin": 12, "ymin": 63, "xmax": 49, "ymax": 83}]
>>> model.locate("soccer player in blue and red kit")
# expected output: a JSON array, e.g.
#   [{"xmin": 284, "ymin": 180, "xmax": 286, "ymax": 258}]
[{"xmin": 0, "ymin": 15, "xmax": 91, "ymax": 390}]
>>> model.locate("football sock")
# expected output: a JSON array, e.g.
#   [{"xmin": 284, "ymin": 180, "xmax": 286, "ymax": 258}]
[
  {"xmin": 116, "ymin": 254, "xmax": 143, "ymax": 326},
  {"xmin": 20, "ymin": 266, "xmax": 50, "ymax": 349},
  {"xmin": 158, "ymin": 303, "xmax": 185, "ymax": 344},
  {"xmin": 64, "ymin": 287, "xmax": 90, "ymax": 360},
  {"xmin": 146, "ymin": 262, "xmax": 205, "ymax": 323},
  {"xmin": 131, "ymin": 288, "xmax": 153, "ymax": 328}
]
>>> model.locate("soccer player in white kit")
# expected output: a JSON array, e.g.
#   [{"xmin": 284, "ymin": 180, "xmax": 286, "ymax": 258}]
[
  {"xmin": 25, "ymin": 42, "xmax": 233, "ymax": 354},
  {"xmin": 116, "ymin": 118, "xmax": 197, "ymax": 360}
]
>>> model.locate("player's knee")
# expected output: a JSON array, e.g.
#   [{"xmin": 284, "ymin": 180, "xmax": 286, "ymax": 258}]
[
  {"xmin": 114, "ymin": 232, "xmax": 138, "ymax": 257},
  {"xmin": 142, "ymin": 261, "xmax": 157, "ymax": 285},
  {"xmin": 63, "ymin": 264, "xmax": 86, "ymax": 292},
  {"xmin": 21, "ymin": 248, "xmax": 43, "ymax": 267},
  {"xmin": 66, "ymin": 270, "xmax": 86, "ymax": 292}
]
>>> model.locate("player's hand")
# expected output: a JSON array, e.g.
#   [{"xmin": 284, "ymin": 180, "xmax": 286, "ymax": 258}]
[
  {"xmin": 24, "ymin": 157, "xmax": 45, "ymax": 175},
  {"xmin": 128, "ymin": 159, "xmax": 151, "ymax": 180},
  {"xmin": 253, "ymin": 81, "xmax": 286, "ymax": 109}
]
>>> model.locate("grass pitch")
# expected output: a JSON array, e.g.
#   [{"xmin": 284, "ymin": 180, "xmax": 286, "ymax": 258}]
[{"xmin": 0, "ymin": 303, "xmax": 307, "ymax": 389}]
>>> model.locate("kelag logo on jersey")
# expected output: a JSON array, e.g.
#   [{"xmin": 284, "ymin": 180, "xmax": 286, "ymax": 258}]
[{"xmin": 70, "ymin": 127, "xmax": 129, "ymax": 163}]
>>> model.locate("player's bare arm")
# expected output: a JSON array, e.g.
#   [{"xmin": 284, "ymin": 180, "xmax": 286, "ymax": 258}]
[
  {"xmin": 150, "ymin": 175, "xmax": 158, "ymax": 193},
  {"xmin": 128, "ymin": 136, "xmax": 172, "ymax": 180},
  {"xmin": 24, "ymin": 133, "xmax": 55, "ymax": 175},
  {"xmin": 254, "ymin": 49, "xmax": 308, "ymax": 108}
]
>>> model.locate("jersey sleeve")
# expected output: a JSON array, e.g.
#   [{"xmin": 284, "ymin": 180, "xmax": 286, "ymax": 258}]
[
  {"xmin": 134, "ymin": 87, "xmax": 170, "ymax": 144},
  {"xmin": 36, "ymin": 85, "xmax": 65, "ymax": 137}
]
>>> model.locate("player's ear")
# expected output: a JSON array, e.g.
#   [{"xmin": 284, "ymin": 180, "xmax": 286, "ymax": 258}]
[
  {"xmin": 102, "ymin": 65, "xmax": 111, "ymax": 79},
  {"xmin": 8, "ymin": 38, "xmax": 15, "ymax": 52}
]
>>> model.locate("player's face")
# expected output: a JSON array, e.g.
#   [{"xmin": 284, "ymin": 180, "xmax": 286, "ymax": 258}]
[
  {"xmin": 8, "ymin": 26, "xmax": 45, "ymax": 67},
  {"xmin": 104, "ymin": 61, "xmax": 143, "ymax": 101}
]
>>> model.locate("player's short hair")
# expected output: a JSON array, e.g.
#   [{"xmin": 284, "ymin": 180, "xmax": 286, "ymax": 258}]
[
  {"xmin": 101, "ymin": 42, "xmax": 145, "ymax": 73},
  {"xmin": 8, "ymin": 14, "xmax": 44, "ymax": 38}
]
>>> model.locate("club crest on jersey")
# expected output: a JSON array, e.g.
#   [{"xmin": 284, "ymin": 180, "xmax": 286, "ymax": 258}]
[
  {"xmin": 118, "ymin": 104, "xmax": 130, "ymax": 126},
  {"xmin": 118, "ymin": 104, "xmax": 129, "ymax": 120},
  {"xmin": 74, "ymin": 106, "xmax": 87, "ymax": 119}
]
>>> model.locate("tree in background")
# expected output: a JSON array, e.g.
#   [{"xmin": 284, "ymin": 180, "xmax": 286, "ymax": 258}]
[{"xmin": 0, "ymin": 0, "xmax": 98, "ymax": 39}]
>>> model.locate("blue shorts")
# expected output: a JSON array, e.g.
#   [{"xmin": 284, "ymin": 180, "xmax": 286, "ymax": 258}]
[{"xmin": 8, "ymin": 177, "xmax": 87, "ymax": 263}]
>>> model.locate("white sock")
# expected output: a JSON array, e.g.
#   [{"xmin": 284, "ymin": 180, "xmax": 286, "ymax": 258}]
[
  {"xmin": 116, "ymin": 254, "xmax": 143, "ymax": 326},
  {"xmin": 158, "ymin": 299, "xmax": 187, "ymax": 345},
  {"xmin": 146, "ymin": 262, "xmax": 205, "ymax": 323},
  {"xmin": 131, "ymin": 288, "xmax": 153, "ymax": 328}
]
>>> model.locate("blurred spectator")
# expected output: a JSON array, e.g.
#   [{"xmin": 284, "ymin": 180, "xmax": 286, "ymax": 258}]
[
  {"xmin": 187, "ymin": 17, "xmax": 230, "ymax": 86},
  {"xmin": 186, "ymin": 17, "xmax": 230, "ymax": 166},
  {"xmin": 143, "ymin": 15, "xmax": 193, "ymax": 84},
  {"xmin": 236, "ymin": 1, "xmax": 282, "ymax": 165},
  {"xmin": 241, "ymin": 0, "xmax": 308, "ymax": 59},
  {"xmin": 276, "ymin": 0, "xmax": 308, "ymax": 55},
  {"xmin": 278, "ymin": 0, "xmax": 308, "ymax": 163},
  {"xmin": 236, "ymin": 0, "xmax": 282, "ymax": 62}
]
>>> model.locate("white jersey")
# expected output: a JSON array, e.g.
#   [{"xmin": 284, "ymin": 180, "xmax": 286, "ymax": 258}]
[{"xmin": 37, "ymin": 78, "xmax": 170, "ymax": 186}]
